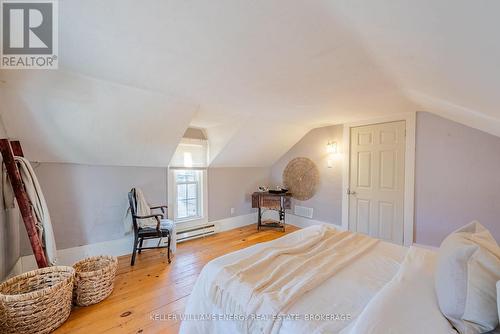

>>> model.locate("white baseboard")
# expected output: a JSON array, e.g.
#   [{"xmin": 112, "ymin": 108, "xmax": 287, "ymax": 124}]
[
  {"xmin": 6, "ymin": 212, "xmax": 338, "ymax": 278},
  {"xmin": 211, "ymin": 211, "xmax": 341, "ymax": 233},
  {"xmin": 287, "ymin": 214, "xmax": 343, "ymax": 230},
  {"xmin": 6, "ymin": 213, "xmax": 257, "ymax": 277},
  {"xmin": 261, "ymin": 210, "xmax": 343, "ymax": 230},
  {"xmin": 11, "ymin": 236, "xmax": 136, "ymax": 275},
  {"xmin": 212, "ymin": 212, "xmax": 258, "ymax": 233}
]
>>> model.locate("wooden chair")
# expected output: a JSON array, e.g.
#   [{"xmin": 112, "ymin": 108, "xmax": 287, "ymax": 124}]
[{"xmin": 128, "ymin": 188, "xmax": 171, "ymax": 266}]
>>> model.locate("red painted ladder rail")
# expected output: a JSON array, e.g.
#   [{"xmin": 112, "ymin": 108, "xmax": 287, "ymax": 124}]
[{"xmin": 0, "ymin": 139, "xmax": 48, "ymax": 268}]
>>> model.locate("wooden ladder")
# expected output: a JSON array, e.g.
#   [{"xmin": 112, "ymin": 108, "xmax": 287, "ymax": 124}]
[{"xmin": 0, "ymin": 139, "xmax": 48, "ymax": 268}]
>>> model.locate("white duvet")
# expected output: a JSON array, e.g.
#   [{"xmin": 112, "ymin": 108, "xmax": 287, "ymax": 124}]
[{"xmin": 180, "ymin": 226, "xmax": 456, "ymax": 334}]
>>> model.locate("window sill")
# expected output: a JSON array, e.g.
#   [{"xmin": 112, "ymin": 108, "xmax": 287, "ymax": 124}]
[
  {"xmin": 174, "ymin": 217, "xmax": 209, "ymax": 231},
  {"xmin": 174, "ymin": 216, "xmax": 204, "ymax": 224}
]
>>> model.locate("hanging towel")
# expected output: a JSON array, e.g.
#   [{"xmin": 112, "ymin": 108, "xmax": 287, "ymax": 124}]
[{"xmin": 14, "ymin": 157, "xmax": 57, "ymax": 266}]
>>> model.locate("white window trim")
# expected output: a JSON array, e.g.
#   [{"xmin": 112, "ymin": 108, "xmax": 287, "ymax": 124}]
[
  {"xmin": 341, "ymin": 112, "xmax": 416, "ymax": 247},
  {"xmin": 168, "ymin": 167, "xmax": 208, "ymax": 229}
]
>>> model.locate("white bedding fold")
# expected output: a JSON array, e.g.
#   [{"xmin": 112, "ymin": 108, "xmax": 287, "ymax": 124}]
[
  {"xmin": 343, "ymin": 246, "xmax": 457, "ymax": 334},
  {"xmin": 210, "ymin": 225, "xmax": 379, "ymax": 334}
]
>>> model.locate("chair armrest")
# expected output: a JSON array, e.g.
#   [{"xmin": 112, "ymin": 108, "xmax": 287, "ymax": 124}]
[
  {"xmin": 133, "ymin": 214, "xmax": 163, "ymax": 220},
  {"xmin": 150, "ymin": 205, "xmax": 168, "ymax": 218},
  {"xmin": 150, "ymin": 205, "xmax": 168, "ymax": 210}
]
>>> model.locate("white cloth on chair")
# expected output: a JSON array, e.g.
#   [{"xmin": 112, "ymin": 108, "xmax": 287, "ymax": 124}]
[
  {"xmin": 160, "ymin": 219, "xmax": 177, "ymax": 254},
  {"xmin": 123, "ymin": 188, "xmax": 158, "ymax": 232},
  {"xmin": 134, "ymin": 188, "xmax": 158, "ymax": 229},
  {"xmin": 14, "ymin": 157, "xmax": 57, "ymax": 266}
]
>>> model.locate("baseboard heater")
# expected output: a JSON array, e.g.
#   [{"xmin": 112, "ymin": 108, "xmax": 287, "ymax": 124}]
[{"xmin": 176, "ymin": 223, "xmax": 216, "ymax": 243}]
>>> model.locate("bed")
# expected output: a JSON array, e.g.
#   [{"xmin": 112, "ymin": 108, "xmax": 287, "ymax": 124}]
[{"xmin": 179, "ymin": 224, "xmax": 499, "ymax": 334}]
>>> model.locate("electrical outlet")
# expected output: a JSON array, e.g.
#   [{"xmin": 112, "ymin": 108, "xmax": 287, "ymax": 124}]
[{"xmin": 230, "ymin": 207, "xmax": 235, "ymax": 216}]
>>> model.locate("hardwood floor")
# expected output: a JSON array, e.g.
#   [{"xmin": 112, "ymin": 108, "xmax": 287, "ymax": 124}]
[{"xmin": 54, "ymin": 224, "xmax": 299, "ymax": 334}]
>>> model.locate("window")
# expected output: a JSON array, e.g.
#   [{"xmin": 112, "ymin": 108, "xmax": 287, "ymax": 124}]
[
  {"xmin": 168, "ymin": 132, "xmax": 208, "ymax": 226},
  {"xmin": 175, "ymin": 170, "xmax": 202, "ymax": 220}
]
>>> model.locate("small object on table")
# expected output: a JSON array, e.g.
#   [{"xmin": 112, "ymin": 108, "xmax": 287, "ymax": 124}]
[
  {"xmin": 251, "ymin": 191, "xmax": 292, "ymax": 232},
  {"xmin": 268, "ymin": 187, "xmax": 288, "ymax": 194}
]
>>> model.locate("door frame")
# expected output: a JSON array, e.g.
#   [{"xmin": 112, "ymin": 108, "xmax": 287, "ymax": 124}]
[{"xmin": 341, "ymin": 112, "xmax": 416, "ymax": 246}]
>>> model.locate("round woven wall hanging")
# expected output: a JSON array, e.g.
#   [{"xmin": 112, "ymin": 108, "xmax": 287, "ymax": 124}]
[{"xmin": 283, "ymin": 157, "xmax": 319, "ymax": 201}]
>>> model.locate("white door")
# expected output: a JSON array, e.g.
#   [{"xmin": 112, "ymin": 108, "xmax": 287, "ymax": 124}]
[{"xmin": 348, "ymin": 121, "xmax": 405, "ymax": 244}]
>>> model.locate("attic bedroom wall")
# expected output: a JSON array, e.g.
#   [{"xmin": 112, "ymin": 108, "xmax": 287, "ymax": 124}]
[
  {"xmin": 270, "ymin": 112, "xmax": 500, "ymax": 246},
  {"xmin": 270, "ymin": 125, "xmax": 344, "ymax": 225},
  {"xmin": 414, "ymin": 112, "xmax": 500, "ymax": 246},
  {"xmin": 19, "ymin": 163, "xmax": 167, "ymax": 255},
  {"xmin": 0, "ymin": 202, "xmax": 21, "ymax": 280},
  {"xmin": 17, "ymin": 163, "xmax": 269, "ymax": 255},
  {"xmin": 10, "ymin": 114, "xmax": 500, "ymax": 256},
  {"xmin": 208, "ymin": 167, "xmax": 271, "ymax": 222}
]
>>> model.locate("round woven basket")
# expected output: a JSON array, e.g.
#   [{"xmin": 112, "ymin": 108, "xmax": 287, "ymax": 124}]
[
  {"xmin": 73, "ymin": 255, "xmax": 118, "ymax": 307},
  {"xmin": 0, "ymin": 266, "xmax": 75, "ymax": 334}
]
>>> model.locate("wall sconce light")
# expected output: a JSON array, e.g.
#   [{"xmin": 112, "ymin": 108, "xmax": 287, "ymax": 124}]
[
  {"xmin": 327, "ymin": 141, "xmax": 338, "ymax": 168},
  {"xmin": 327, "ymin": 141, "xmax": 337, "ymax": 154}
]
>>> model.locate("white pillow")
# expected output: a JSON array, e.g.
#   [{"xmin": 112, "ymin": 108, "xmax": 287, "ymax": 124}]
[
  {"xmin": 435, "ymin": 221, "xmax": 500, "ymax": 333},
  {"xmin": 344, "ymin": 247, "xmax": 457, "ymax": 334}
]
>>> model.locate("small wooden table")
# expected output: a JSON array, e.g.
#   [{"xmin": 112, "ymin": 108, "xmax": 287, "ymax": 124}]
[{"xmin": 251, "ymin": 192, "xmax": 292, "ymax": 231}]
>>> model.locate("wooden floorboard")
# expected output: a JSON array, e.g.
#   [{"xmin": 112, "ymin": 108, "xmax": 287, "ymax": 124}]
[{"xmin": 54, "ymin": 223, "xmax": 299, "ymax": 334}]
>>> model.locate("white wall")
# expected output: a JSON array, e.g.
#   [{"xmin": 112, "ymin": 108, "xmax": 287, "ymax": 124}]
[
  {"xmin": 15, "ymin": 111, "xmax": 500, "ymax": 265},
  {"xmin": 0, "ymin": 158, "xmax": 21, "ymax": 280},
  {"xmin": 0, "ymin": 208, "xmax": 21, "ymax": 281},
  {"xmin": 208, "ymin": 167, "xmax": 271, "ymax": 222},
  {"xmin": 270, "ymin": 113, "xmax": 500, "ymax": 247},
  {"xmin": 20, "ymin": 162, "xmax": 167, "ymax": 255},
  {"xmin": 271, "ymin": 125, "xmax": 344, "ymax": 225},
  {"xmin": 19, "ymin": 163, "xmax": 270, "ymax": 257},
  {"xmin": 415, "ymin": 112, "xmax": 500, "ymax": 246}
]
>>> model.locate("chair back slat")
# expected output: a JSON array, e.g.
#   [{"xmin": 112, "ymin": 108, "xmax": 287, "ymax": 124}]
[{"xmin": 128, "ymin": 188, "xmax": 139, "ymax": 231}]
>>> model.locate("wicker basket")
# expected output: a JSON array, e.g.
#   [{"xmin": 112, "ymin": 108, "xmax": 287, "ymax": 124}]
[
  {"xmin": 73, "ymin": 255, "xmax": 118, "ymax": 307},
  {"xmin": 0, "ymin": 266, "xmax": 75, "ymax": 334}
]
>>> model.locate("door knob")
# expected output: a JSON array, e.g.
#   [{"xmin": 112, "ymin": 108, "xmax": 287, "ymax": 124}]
[{"xmin": 347, "ymin": 189, "xmax": 357, "ymax": 195}]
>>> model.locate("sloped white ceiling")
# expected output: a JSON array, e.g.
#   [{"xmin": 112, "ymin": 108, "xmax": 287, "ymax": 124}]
[
  {"xmin": 1, "ymin": 0, "xmax": 500, "ymax": 166},
  {"xmin": 0, "ymin": 71, "xmax": 195, "ymax": 166},
  {"xmin": 326, "ymin": 0, "xmax": 500, "ymax": 136}
]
